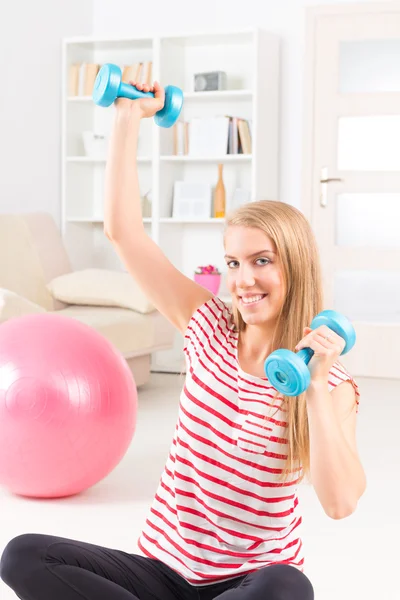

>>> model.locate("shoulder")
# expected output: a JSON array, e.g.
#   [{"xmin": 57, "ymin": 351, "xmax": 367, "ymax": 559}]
[
  {"xmin": 183, "ymin": 296, "xmax": 234, "ymax": 356},
  {"xmin": 184, "ymin": 296, "xmax": 233, "ymax": 341},
  {"xmin": 328, "ymin": 361, "xmax": 360, "ymax": 412}
]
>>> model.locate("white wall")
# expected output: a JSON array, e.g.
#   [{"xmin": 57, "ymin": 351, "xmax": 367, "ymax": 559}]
[
  {"xmin": 0, "ymin": 0, "xmax": 93, "ymax": 225},
  {"xmin": 92, "ymin": 0, "xmax": 380, "ymax": 209}
]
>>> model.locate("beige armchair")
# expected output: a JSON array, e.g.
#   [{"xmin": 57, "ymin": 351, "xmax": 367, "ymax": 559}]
[{"xmin": 0, "ymin": 212, "xmax": 174, "ymax": 387}]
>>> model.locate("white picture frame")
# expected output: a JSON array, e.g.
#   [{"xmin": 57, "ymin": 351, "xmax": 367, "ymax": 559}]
[{"xmin": 172, "ymin": 181, "xmax": 213, "ymax": 219}]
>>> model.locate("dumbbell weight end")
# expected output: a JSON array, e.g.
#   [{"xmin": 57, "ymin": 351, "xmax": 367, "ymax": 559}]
[{"xmin": 264, "ymin": 348, "xmax": 313, "ymax": 397}]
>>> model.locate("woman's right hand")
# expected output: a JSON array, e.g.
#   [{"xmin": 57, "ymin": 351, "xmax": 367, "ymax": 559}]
[{"xmin": 115, "ymin": 81, "xmax": 165, "ymax": 119}]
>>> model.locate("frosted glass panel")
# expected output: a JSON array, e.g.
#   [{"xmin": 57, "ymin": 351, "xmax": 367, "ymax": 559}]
[
  {"xmin": 336, "ymin": 194, "xmax": 400, "ymax": 247},
  {"xmin": 334, "ymin": 271, "xmax": 400, "ymax": 322},
  {"xmin": 338, "ymin": 116, "xmax": 400, "ymax": 171},
  {"xmin": 340, "ymin": 39, "xmax": 400, "ymax": 93}
]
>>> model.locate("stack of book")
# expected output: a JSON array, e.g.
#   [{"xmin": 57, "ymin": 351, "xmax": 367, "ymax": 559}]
[
  {"xmin": 68, "ymin": 62, "xmax": 153, "ymax": 97},
  {"xmin": 173, "ymin": 116, "xmax": 252, "ymax": 156}
]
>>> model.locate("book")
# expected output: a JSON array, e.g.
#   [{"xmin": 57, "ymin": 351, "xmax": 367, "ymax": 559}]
[
  {"xmin": 188, "ymin": 117, "xmax": 230, "ymax": 156},
  {"xmin": 122, "ymin": 63, "xmax": 142, "ymax": 83},
  {"xmin": 68, "ymin": 64, "xmax": 80, "ymax": 96},
  {"xmin": 237, "ymin": 119, "xmax": 252, "ymax": 154},
  {"xmin": 84, "ymin": 64, "xmax": 100, "ymax": 96}
]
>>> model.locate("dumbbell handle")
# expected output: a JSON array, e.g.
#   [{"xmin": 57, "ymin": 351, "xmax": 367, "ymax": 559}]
[
  {"xmin": 296, "ymin": 348, "xmax": 314, "ymax": 366},
  {"xmin": 117, "ymin": 82, "xmax": 156, "ymax": 101}
]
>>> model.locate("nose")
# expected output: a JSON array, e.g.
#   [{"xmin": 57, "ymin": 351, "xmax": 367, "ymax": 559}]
[{"xmin": 236, "ymin": 264, "xmax": 255, "ymax": 289}]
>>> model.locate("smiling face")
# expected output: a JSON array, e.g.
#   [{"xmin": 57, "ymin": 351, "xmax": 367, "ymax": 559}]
[{"xmin": 224, "ymin": 225, "xmax": 286, "ymax": 328}]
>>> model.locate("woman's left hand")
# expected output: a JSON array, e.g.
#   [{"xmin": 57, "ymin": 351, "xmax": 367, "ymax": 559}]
[{"xmin": 295, "ymin": 326, "xmax": 346, "ymax": 385}]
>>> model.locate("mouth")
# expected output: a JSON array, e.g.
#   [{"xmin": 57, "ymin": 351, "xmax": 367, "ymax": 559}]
[{"xmin": 238, "ymin": 294, "xmax": 268, "ymax": 306}]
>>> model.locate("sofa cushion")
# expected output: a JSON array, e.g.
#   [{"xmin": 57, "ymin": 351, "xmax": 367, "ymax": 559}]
[
  {"xmin": 0, "ymin": 288, "xmax": 46, "ymax": 323},
  {"xmin": 56, "ymin": 306, "xmax": 157, "ymax": 356},
  {"xmin": 47, "ymin": 269, "xmax": 155, "ymax": 314},
  {"xmin": 0, "ymin": 215, "xmax": 55, "ymax": 310}
]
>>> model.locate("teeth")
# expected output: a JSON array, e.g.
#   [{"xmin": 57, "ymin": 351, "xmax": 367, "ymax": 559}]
[{"xmin": 242, "ymin": 295, "xmax": 265, "ymax": 304}]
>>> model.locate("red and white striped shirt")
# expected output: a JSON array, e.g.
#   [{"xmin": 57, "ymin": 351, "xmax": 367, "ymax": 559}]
[{"xmin": 138, "ymin": 297, "xmax": 359, "ymax": 585}]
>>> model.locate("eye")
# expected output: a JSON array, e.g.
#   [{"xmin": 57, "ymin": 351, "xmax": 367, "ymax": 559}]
[
  {"xmin": 226, "ymin": 260, "xmax": 239, "ymax": 269},
  {"xmin": 255, "ymin": 257, "xmax": 271, "ymax": 266}
]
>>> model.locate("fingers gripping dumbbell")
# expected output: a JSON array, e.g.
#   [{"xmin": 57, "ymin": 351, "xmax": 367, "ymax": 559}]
[
  {"xmin": 92, "ymin": 63, "xmax": 183, "ymax": 128},
  {"xmin": 263, "ymin": 309, "xmax": 356, "ymax": 396}
]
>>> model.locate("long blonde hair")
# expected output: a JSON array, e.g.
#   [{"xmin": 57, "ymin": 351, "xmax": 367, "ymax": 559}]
[{"xmin": 224, "ymin": 200, "xmax": 323, "ymax": 482}]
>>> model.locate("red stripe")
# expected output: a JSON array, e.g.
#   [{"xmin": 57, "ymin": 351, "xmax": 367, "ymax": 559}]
[
  {"xmin": 184, "ymin": 381, "xmax": 239, "ymax": 421},
  {"xmin": 238, "ymin": 373, "xmax": 276, "ymax": 391},
  {"xmin": 237, "ymin": 433, "xmax": 287, "ymax": 458},
  {"xmin": 175, "ymin": 435, "xmax": 289, "ymax": 485},
  {"xmin": 162, "ymin": 467, "xmax": 296, "ymax": 532},
  {"xmin": 138, "ymin": 535, "xmax": 304, "ymax": 584},
  {"xmin": 239, "ymin": 425, "xmax": 286, "ymax": 448},
  {"xmin": 144, "ymin": 520, "xmax": 244, "ymax": 569},
  {"xmin": 244, "ymin": 408, "xmax": 287, "ymax": 428},
  {"xmin": 331, "ymin": 362, "xmax": 349, "ymax": 379},
  {"xmin": 184, "ymin": 382, "xmax": 288, "ymax": 443},
  {"xmin": 176, "ymin": 421, "xmax": 296, "ymax": 480},
  {"xmin": 175, "ymin": 503, "xmax": 291, "ymax": 542},
  {"xmin": 149, "ymin": 507, "xmax": 287, "ymax": 560},
  {"xmin": 173, "ymin": 469, "xmax": 298, "ymax": 520},
  {"xmin": 249, "ymin": 539, "xmax": 303, "ymax": 566},
  {"xmin": 152, "ymin": 493, "xmax": 275, "ymax": 546},
  {"xmin": 238, "ymin": 394, "xmax": 288, "ymax": 412},
  {"xmin": 174, "ymin": 449, "xmax": 295, "ymax": 504}
]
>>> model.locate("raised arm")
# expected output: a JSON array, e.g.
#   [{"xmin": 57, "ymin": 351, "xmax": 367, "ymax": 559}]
[{"xmin": 104, "ymin": 82, "xmax": 213, "ymax": 334}]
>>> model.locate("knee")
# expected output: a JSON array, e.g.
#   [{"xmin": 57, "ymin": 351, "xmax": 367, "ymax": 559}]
[
  {"xmin": 0, "ymin": 534, "xmax": 43, "ymax": 587},
  {"xmin": 261, "ymin": 564, "xmax": 314, "ymax": 600}
]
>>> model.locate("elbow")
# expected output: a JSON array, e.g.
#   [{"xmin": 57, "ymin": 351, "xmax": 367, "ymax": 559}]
[
  {"xmin": 104, "ymin": 226, "xmax": 114, "ymax": 241},
  {"xmin": 104, "ymin": 224, "xmax": 122, "ymax": 243},
  {"xmin": 104, "ymin": 221, "xmax": 145, "ymax": 243},
  {"xmin": 325, "ymin": 484, "xmax": 366, "ymax": 520},
  {"xmin": 327, "ymin": 472, "xmax": 367, "ymax": 520},
  {"xmin": 325, "ymin": 503, "xmax": 357, "ymax": 520}
]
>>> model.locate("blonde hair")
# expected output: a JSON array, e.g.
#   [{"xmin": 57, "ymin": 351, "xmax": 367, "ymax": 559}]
[{"xmin": 224, "ymin": 200, "xmax": 323, "ymax": 483}]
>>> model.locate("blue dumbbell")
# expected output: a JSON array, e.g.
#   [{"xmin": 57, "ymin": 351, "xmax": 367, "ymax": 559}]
[
  {"xmin": 92, "ymin": 63, "xmax": 183, "ymax": 128},
  {"xmin": 264, "ymin": 309, "xmax": 356, "ymax": 396}
]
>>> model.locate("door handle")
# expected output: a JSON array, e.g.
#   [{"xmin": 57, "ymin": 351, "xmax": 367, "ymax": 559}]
[
  {"xmin": 320, "ymin": 167, "xmax": 342, "ymax": 207},
  {"xmin": 320, "ymin": 177, "xmax": 342, "ymax": 183}
]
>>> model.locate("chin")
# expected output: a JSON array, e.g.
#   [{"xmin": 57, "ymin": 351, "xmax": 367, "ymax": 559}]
[
  {"xmin": 242, "ymin": 314, "xmax": 269, "ymax": 326},
  {"xmin": 236, "ymin": 309, "xmax": 271, "ymax": 326},
  {"xmin": 235, "ymin": 303, "xmax": 280, "ymax": 327}
]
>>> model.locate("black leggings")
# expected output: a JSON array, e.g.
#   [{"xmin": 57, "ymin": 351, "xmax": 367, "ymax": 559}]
[{"xmin": 0, "ymin": 533, "xmax": 314, "ymax": 600}]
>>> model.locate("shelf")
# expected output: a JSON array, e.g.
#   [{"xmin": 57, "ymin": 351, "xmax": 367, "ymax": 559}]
[
  {"xmin": 62, "ymin": 28, "xmax": 279, "ymax": 374},
  {"xmin": 66, "ymin": 156, "xmax": 152, "ymax": 163},
  {"xmin": 160, "ymin": 218, "xmax": 225, "ymax": 224},
  {"xmin": 67, "ymin": 217, "xmax": 223, "ymax": 225},
  {"xmin": 67, "ymin": 217, "xmax": 152, "ymax": 224},
  {"xmin": 69, "ymin": 90, "xmax": 253, "ymax": 103},
  {"xmin": 64, "ymin": 35, "xmax": 153, "ymax": 49},
  {"xmin": 160, "ymin": 155, "xmax": 252, "ymax": 163},
  {"xmin": 163, "ymin": 29, "xmax": 254, "ymax": 47},
  {"xmin": 67, "ymin": 96, "xmax": 92, "ymax": 102},
  {"xmin": 183, "ymin": 90, "xmax": 253, "ymax": 100}
]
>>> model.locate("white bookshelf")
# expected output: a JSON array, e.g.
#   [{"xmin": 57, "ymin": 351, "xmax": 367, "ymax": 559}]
[{"xmin": 61, "ymin": 28, "xmax": 280, "ymax": 372}]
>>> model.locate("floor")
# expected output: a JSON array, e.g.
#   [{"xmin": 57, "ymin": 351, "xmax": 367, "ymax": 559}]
[{"xmin": 1, "ymin": 373, "xmax": 399, "ymax": 600}]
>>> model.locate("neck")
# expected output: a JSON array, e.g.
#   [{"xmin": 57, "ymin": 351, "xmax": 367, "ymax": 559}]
[{"xmin": 238, "ymin": 323, "xmax": 277, "ymax": 363}]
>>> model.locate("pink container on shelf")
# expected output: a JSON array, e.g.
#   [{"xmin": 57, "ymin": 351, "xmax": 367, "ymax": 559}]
[{"xmin": 194, "ymin": 273, "xmax": 221, "ymax": 295}]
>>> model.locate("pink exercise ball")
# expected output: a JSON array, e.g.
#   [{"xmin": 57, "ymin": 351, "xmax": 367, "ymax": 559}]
[{"xmin": 0, "ymin": 313, "xmax": 137, "ymax": 499}]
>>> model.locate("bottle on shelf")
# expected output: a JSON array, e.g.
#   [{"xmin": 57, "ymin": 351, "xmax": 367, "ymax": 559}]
[{"xmin": 213, "ymin": 164, "xmax": 226, "ymax": 218}]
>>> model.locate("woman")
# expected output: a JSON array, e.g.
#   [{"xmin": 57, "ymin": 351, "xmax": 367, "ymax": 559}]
[{"xmin": 0, "ymin": 81, "xmax": 366, "ymax": 600}]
